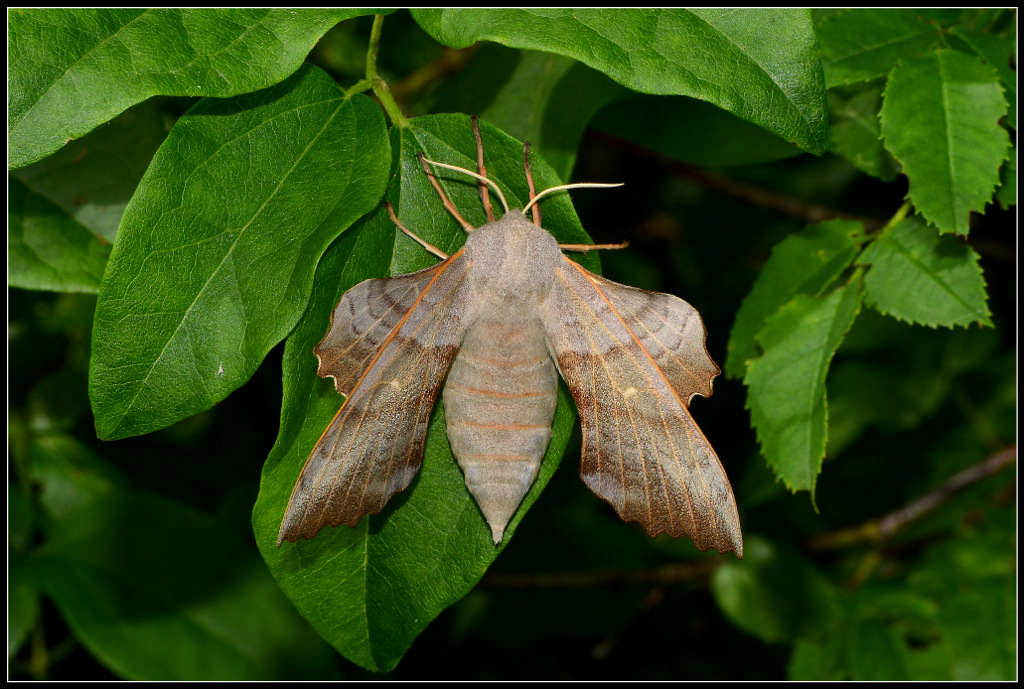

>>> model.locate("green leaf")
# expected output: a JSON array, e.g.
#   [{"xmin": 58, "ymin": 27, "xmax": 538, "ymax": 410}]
[
  {"xmin": 849, "ymin": 616, "xmax": 911, "ymax": 680},
  {"xmin": 29, "ymin": 433, "xmax": 128, "ymax": 519},
  {"xmin": 726, "ymin": 220, "xmax": 864, "ymax": 379},
  {"xmin": 828, "ymin": 82, "xmax": 900, "ymax": 181},
  {"xmin": 711, "ymin": 535, "xmax": 844, "ymax": 644},
  {"xmin": 880, "ymin": 49, "xmax": 1010, "ymax": 235},
  {"xmin": 856, "ymin": 215, "xmax": 992, "ymax": 328},
  {"xmin": 38, "ymin": 487, "xmax": 341, "ymax": 680},
  {"xmin": 744, "ymin": 276, "xmax": 863, "ymax": 494},
  {"xmin": 253, "ymin": 114, "xmax": 597, "ymax": 672},
  {"xmin": 430, "ymin": 44, "xmax": 628, "ymax": 181},
  {"xmin": 8, "ymin": 177, "xmax": 110, "ymax": 293},
  {"xmin": 412, "ymin": 8, "xmax": 829, "ymax": 153},
  {"xmin": 8, "ymin": 8, "xmax": 387, "ymax": 168},
  {"xmin": 8, "ymin": 558, "xmax": 39, "ymax": 660},
  {"xmin": 593, "ymin": 94, "xmax": 802, "ymax": 169},
  {"xmin": 936, "ymin": 579, "xmax": 1016, "ymax": 680},
  {"xmin": 908, "ymin": 513, "xmax": 1017, "ymax": 680},
  {"xmin": 995, "ymin": 143, "xmax": 1016, "ymax": 207},
  {"xmin": 950, "ymin": 26, "xmax": 1017, "ymax": 129},
  {"xmin": 12, "ymin": 100, "xmax": 169, "ymax": 245},
  {"xmin": 816, "ymin": 9, "xmax": 941, "ymax": 87},
  {"xmin": 88, "ymin": 65, "xmax": 390, "ymax": 440},
  {"xmin": 8, "ymin": 482, "xmax": 35, "ymax": 552},
  {"xmin": 788, "ymin": 634, "xmax": 848, "ymax": 680}
]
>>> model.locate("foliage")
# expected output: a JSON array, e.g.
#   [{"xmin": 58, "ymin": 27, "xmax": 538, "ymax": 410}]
[{"xmin": 8, "ymin": 8, "xmax": 1015, "ymax": 680}]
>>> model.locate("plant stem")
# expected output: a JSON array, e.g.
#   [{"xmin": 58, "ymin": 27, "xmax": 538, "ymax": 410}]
[
  {"xmin": 364, "ymin": 14, "xmax": 407, "ymax": 127},
  {"xmin": 806, "ymin": 445, "xmax": 1017, "ymax": 550},
  {"xmin": 588, "ymin": 129, "xmax": 885, "ymax": 231},
  {"xmin": 879, "ymin": 199, "xmax": 912, "ymax": 234},
  {"xmin": 483, "ymin": 558, "xmax": 721, "ymax": 589}
]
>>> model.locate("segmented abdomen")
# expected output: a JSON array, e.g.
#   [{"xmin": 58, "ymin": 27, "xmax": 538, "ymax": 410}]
[{"xmin": 442, "ymin": 315, "xmax": 558, "ymax": 542}]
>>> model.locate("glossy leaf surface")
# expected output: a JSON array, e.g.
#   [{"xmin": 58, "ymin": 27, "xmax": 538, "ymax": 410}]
[
  {"xmin": 412, "ymin": 8, "xmax": 828, "ymax": 153},
  {"xmin": 89, "ymin": 65, "xmax": 390, "ymax": 440}
]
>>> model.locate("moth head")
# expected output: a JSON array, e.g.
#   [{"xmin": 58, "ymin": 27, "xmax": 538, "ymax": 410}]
[{"xmin": 463, "ymin": 209, "xmax": 563, "ymax": 300}]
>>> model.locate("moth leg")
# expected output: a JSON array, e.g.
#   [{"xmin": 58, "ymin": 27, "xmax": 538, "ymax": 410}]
[
  {"xmin": 558, "ymin": 241, "xmax": 630, "ymax": 253},
  {"xmin": 417, "ymin": 152, "xmax": 475, "ymax": 233},
  {"xmin": 386, "ymin": 200, "xmax": 449, "ymax": 260},
  {"xmin": 523, "ymin": 141, "xmax": 542, "ymax": 227},
  {"xmin": 471, "ymin": 115, "xmax": 495, "ymax": 223}
]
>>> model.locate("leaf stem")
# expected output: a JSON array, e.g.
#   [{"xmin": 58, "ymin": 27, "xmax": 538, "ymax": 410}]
[
  {"xmin": 365, "ymin": 14, "xmax": 407, "ymax": 127},
  {"xmin": 343, "ymin": 78, "xmax": 371, "ymax": 98},
  {"xmin": 879, "ymin": 199, "xmax": 913, "ymax": 235}
]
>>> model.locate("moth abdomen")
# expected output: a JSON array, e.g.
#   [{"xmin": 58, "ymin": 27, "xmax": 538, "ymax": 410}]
[{"xmin": 442, "ymin": 317, "xmax": 558, "ymax": 543}]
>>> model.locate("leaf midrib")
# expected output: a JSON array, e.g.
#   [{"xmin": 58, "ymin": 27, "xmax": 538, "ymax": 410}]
[{"xmin": 12, "ymin": 9, "xmax": 152, "ymax": 136}]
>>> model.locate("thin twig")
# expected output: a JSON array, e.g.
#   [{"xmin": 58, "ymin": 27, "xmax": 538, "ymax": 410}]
[
  {"xmin": 482, "ymin": 447, "xmax": 1015, "ymax": 591},
  {"xmin": 806, "ymin": 445, "xmax": 1017, "ymax": 551},
  {"xmin": 483, "ymin": 558, "xmax": 721, "ymax": 589},
  {"xmin": 587, "ymin": 129, "xmax": 886, "ymax": 231}
]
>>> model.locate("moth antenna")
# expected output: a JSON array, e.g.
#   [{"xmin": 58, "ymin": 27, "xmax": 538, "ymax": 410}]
[
  {"xmin": 418, "ymin": 152, "xmax": 475, "ymax": 233},
  {"xmin": 471, "ymin": 116, "xmax": 495, "ymax": 223},
  {"xmin": 522, "ymin": 182, "xmax": 624, "ymax": 216},
  {"xmin": 420, "ymin": 156, "xmax": 510, "ymax": 215},
  {"xmin": 523, "ymin": 141, "xmax": 542, "ymax": 227},
  {"xmin": 558, "ymin": 241, "xmax": 630, "ymax": 253},
  {"xmin": 386, "ymin": 200, "xmax": 450, "ymax": 260}
]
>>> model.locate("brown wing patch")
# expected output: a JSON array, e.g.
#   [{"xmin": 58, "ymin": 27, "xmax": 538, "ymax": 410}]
[
  {"xmin": 582, "ymin": 271, "xmax": 720, "ymax": 403},
  {"xmin": 278, "ymin": 251, "xmax": 475, "ymax": 545},
  {"xmin": 314, "ymin": 262, "xmax": 459, "ymax": 396},
  {"xmin": 543, "ymin": 258, "xmax": 742, "ymax": 557}
]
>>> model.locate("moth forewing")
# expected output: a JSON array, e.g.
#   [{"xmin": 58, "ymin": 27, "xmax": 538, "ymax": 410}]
[
  {"xmin": 277, "ymin": 251, "xmax": 476, "ymax": 546},
  {"xmin": 542, "ymin": 257, "xmax": 742, "ymax": 557}
]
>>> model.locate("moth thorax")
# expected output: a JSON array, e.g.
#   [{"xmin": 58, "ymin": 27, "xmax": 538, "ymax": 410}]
[{"xmin": 465, "ymin": 210, "xmax": 561, "ymax": 301}]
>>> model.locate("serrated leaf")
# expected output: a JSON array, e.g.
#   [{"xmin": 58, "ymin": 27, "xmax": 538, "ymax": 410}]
[
  {"xmin": 88, "ymin": 65, "xmax": 390, "ymax": 440},
  {"xmin": 412, "ymin": 8, "xmax": 828, "ymax": 153},
  {"xmin": 8, "ymin": 8, "xmax": 389, "ymax": 168},
  {"xmin": 253, "ymin": 114, "xmax": 597, "ymax": 672},
  {"xmin": 430, "ymin": 44, "xmax": 628, "ymax": 180},
  {"xmin": 828, "ymin": 82, "xmax": 900, "ymax": 181},
  {"xmin": 856, "ymin": 215, "xmax": 992, "ymax": 328},
  {"xmin": 880, "ymin": 49, "xmax": 1010, "ymax": 235},
  {"xmin": 8, "ymin": 177, "xmax": 110, "ymax": 293},
  {"xmin": 950, "ymin": 26, "xmax": 1017, "ymax": 129},
  {"xmin": 816, "ymin": 9, "xmax": 941, "ymax": 87},
  {"xmin": 38, "ymin": 487, "xmax": 340, "ymax": 680},
  {"xmin": 11, "ymin": 100, "xmax": 169, "ymax": 245},
  {"xmin": 995, "ymin": 144, "xmax": 1016, "ymax": 207},
  {"xmin": 744, "ymin": 277, "xmax": 863, "ymax": 493},
  {"xmin": 726, "ymin": 220, "xmax": 864, "ymax": 379}
]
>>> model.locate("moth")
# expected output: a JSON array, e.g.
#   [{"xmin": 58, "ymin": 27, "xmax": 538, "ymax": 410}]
[{"xmin": 278, "ymin": 119, "xmax": 743, "ymax": 557}]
